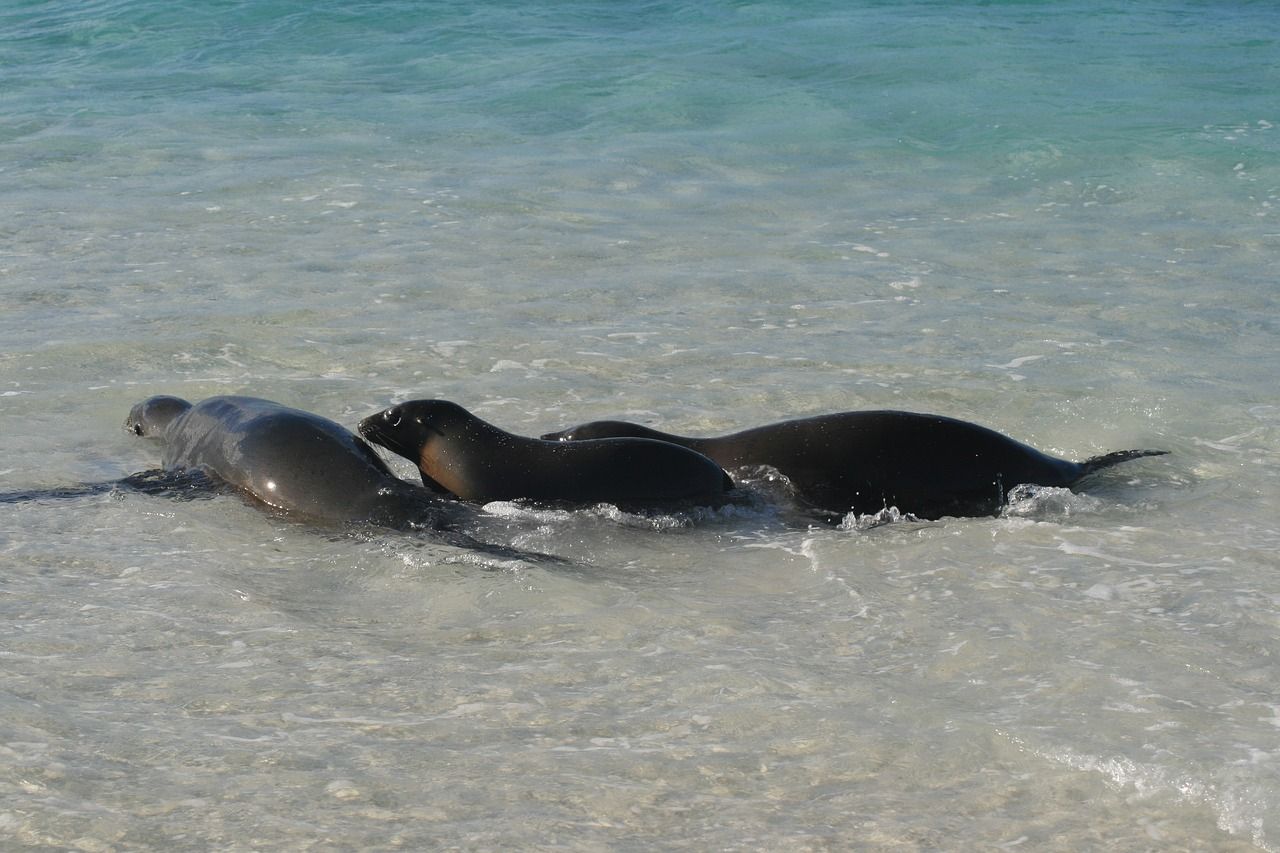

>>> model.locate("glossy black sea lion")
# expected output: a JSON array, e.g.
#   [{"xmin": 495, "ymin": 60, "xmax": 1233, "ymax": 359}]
[
  {"xmin": 126, "ymin": 394, "xmax": 468, "ymax": 529},
  {"xmin": 359, "ymin": 399, "xmax": 734, "ymax": 508},
  {"xmin": 541, "ymin": 411, "xmax": 1167, "ymax": 520}
]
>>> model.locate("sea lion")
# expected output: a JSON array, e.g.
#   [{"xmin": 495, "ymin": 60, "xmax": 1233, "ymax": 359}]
[
  {"xmin": 126, "ymin": 394, "xmax": 465, "ymax": 529},
  {"xmin": 541, "ymin": 411, "xmax": 1167, "ymax": 520},
  {"xmin": 358, "ymin": 399, "xmax": 734, "ymax": 508}
]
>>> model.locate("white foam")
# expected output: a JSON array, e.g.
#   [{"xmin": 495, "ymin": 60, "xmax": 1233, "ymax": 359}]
[
  {"xmin": 1002, "ymin": 484, "xmax": 1106, "ymax": 520},
  {"xmin": 481, "ymin": 498, "xmax": 773, "ymax": 532},
  {"xmin": 1036, "ymin": 745, "xmax": 1276, "ymax": 852},
  {"xmin": 838, "ymin": 505, "xmax": 917, "ymax": 530}
]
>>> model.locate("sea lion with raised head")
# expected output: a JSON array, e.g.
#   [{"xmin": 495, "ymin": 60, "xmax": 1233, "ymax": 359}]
[
  {"xmin": 542, "ymin": 410, "xmax": 1166, "ymax": 520},
  {"xmin": 359, "ymin": 399, "xmax": 733, "ymax": 508}
]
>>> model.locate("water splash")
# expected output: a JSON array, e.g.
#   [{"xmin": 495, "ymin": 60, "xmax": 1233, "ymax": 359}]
[
  {"xmin": 1032, "ymin": 743, "xmax": 1277, "ymax": 852},
  {"xmin": 1002, "ymin": 483, "xmax": 1107, "ymax": 521}
]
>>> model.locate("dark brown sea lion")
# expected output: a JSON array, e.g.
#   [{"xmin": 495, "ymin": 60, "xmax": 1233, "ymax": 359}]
[
  {"xmin": 358, "ymin": 399, "xmax": 733, "ymax": 508},
  {"xmin": 541, "ymin": 410, "xmax": 1167, "ymax": 519}
]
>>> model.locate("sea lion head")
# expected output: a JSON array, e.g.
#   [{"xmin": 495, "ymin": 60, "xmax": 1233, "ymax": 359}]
[
  {"xmin": 359, "ymin": 399, "xmax": 481, "ymax": 494},
  {"xmin": 359, "ymin": 399, "xmax": 468, "ymax": 458},
  {"xmin": 125, "ymin": 395, "xmax": 192, "ymax": 438}
]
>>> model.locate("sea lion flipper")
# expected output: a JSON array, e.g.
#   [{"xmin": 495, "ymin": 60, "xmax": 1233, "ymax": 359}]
[
  {"xmin": 1076, "ymin": 449, "xmax": 1169, "ymax": 479},
  {"xmin": 0, "ymin": 468, "xmax": 222, "ymax": 505}
]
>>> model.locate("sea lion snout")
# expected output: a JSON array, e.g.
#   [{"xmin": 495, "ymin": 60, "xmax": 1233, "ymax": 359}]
[
  {"xmin": 358, "ymin": 408, "xmax": 396, "ymax": 439},
  {"xmin": 359, "ymin": 404, "xmax": 432, "ymax": 461}
]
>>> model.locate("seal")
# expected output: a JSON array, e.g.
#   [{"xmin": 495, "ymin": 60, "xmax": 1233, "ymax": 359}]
[
  {"xmin": 126, "ymin": 394, "xmax": 465, "ymax": 529},
  {"xmin": 358, "ymin": 399, "xmax": 734, "ymax": 508},
  {"xmin": 541, "ymin": 411, "xmax": 1167, "ymax": 519}
]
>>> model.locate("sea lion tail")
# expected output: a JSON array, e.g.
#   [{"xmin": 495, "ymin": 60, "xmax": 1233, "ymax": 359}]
[{"xmin": 1077, "ymin": 449, "xmax": 1169, "ymax": 478}]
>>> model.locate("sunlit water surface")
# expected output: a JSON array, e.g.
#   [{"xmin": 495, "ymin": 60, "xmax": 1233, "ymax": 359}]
[{"xmin": 2, "ymin": 1, "xmax": 1278, "ymax": 849}]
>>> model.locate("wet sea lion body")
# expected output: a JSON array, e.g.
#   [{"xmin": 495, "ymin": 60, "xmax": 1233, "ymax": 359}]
[
  {"xmin": 359, "ymin": 399, "xmax": 733, "ymax": 509},
  {"xmin": 126, "ymin": 395, "xmax": 463, "ymax": 529},
  {"xmin": 542, "ymin": 410, "xmax": 1166, "ymax": 519}
]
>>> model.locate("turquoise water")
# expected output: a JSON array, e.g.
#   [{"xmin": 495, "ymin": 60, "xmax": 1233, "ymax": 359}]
[{"xmin": 3, "ymin": 1, "xmax": 1279, "ymax": 849}]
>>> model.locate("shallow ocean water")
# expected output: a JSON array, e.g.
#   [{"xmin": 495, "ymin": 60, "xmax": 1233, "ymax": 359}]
[{"xmin": 2, "ymin": 1, "xmax": 1279, "ymax": 849}]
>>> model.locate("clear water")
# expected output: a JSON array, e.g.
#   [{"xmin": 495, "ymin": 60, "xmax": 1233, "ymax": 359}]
[{"xmin": 3, "ymin": 1, "xmax": 1279, "ymax": 848}]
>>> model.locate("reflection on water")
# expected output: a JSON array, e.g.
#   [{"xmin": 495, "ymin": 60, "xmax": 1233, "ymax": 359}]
[{"xmin": 2, "ymin": 0, "xmax": 1279, "ymax": 848}]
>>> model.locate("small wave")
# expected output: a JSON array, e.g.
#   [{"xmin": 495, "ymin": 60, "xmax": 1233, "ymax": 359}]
[
  {"xmin": 1002, "ymin": 483, "xmax": 1108, "ymax": 521},
  {"xmin": 837, "ymin": 505, "xmax": 919, "ymax": 530},
  {"xmin": 1034, "ymin": 744, "xmax": 1277, "ymax": 852},
  {"xmin": 481, "ymin": 496, "xmax": 777, "ymax": 531},
  {"xmin": 728, "ymin": 464, "xmax": 812, "ymax": 510},
  {"xmin": 830, "ymin": 484, "xmax": 1124, "ymax": 528}
]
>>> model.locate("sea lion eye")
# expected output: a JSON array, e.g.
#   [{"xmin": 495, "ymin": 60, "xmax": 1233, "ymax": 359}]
[{"xmin": 386, "ymin": 409, "xmax": 402, "ymax": 428}]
